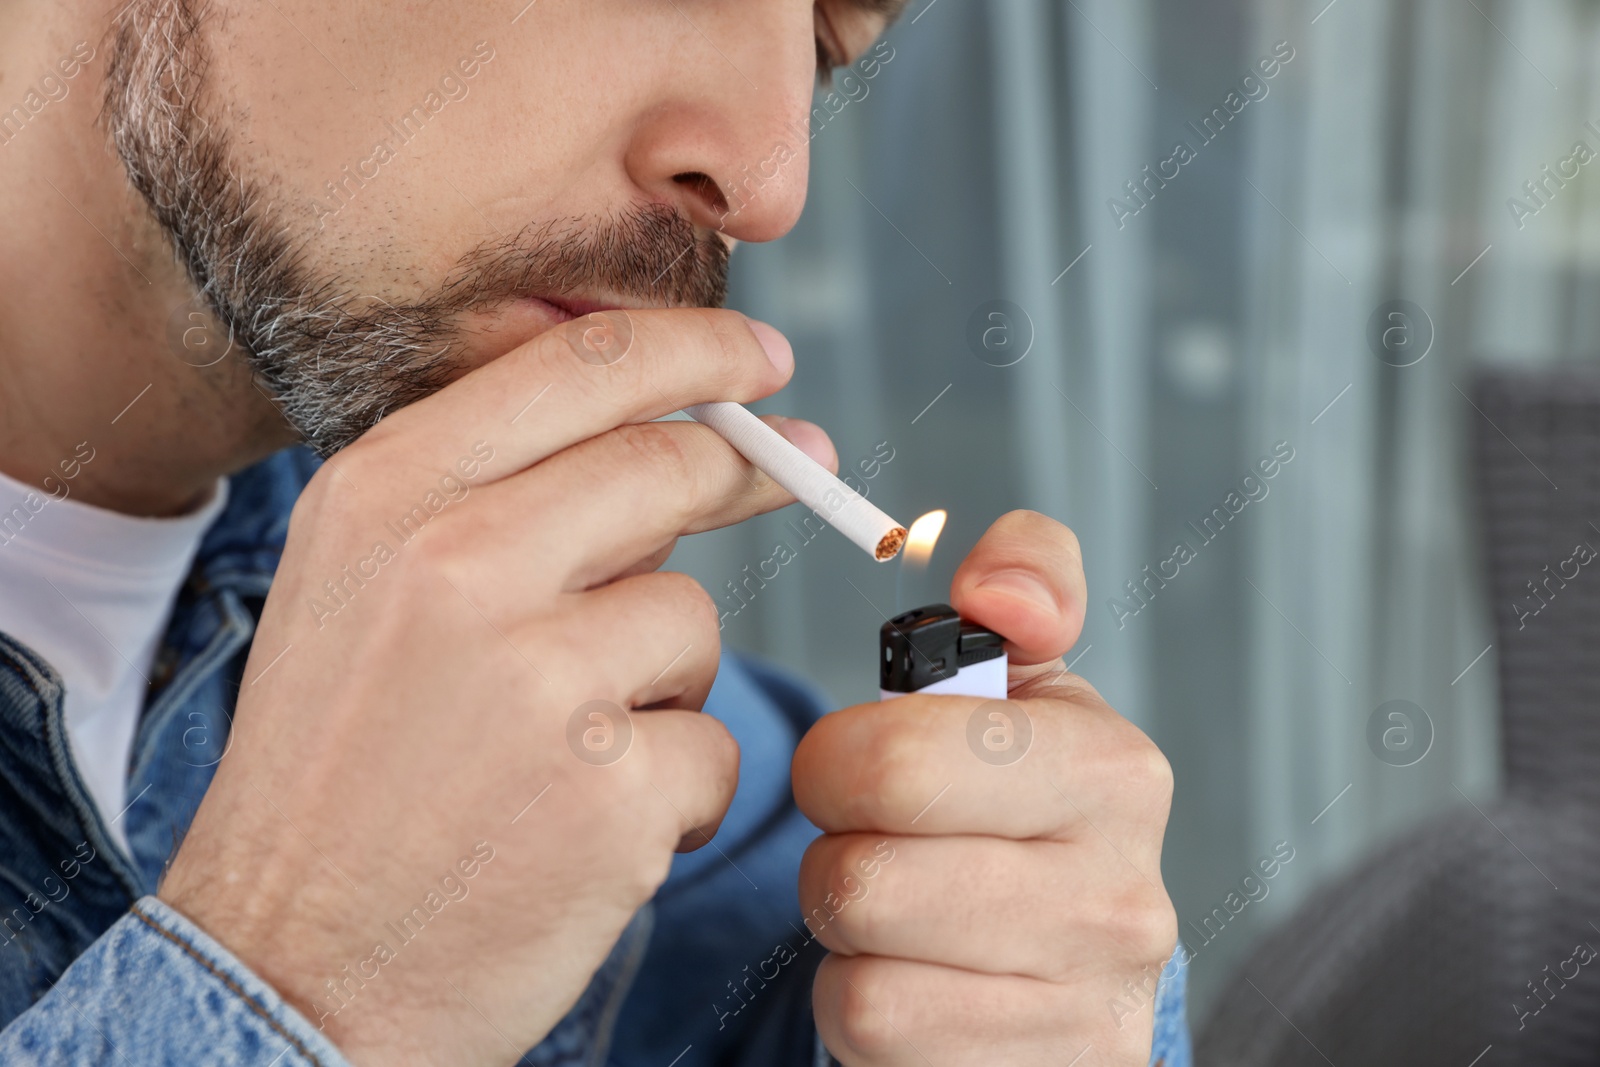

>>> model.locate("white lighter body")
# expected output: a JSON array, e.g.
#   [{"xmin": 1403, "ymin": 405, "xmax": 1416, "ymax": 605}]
[
  {"xmin": 822, "ymin": 606, "xmax": 1007, "ymax": 1067},
  {"xmin": 877, "ymin": 604, "xmax": 1009, "ymax": 701}
]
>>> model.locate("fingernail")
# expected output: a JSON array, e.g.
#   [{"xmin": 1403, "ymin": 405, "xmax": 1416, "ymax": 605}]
[
  {"xmin": 976, "ymin": 570, "xmax": 1059, "ymax": 613},
  {"xmin": 745, "ymin": 318, "xmax": 794, "ymax": 376}
]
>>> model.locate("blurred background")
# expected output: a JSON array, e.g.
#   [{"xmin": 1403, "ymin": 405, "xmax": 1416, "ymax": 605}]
[{"xmin": 667, "ymin": 0, "xmax": 1600, "ymax": 1031}]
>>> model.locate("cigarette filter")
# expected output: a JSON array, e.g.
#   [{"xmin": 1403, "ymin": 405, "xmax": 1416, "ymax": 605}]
[
  {"xmin": 685, "ymin": 401, "xmax": 906, "ymax": 560},
  {"xmin": 879, "ymin": 603, "xmax": 1009, "ymax": 701}
]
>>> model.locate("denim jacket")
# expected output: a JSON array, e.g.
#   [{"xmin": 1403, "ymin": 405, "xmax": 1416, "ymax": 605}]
[{"xmin": 0, "ymin": 447, "xmax": 1190, "ymax": 1066}]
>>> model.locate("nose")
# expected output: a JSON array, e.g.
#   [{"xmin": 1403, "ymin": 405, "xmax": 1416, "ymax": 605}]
[{"xmin": 622, "ymin": 3, "xmax": 815, "ymax": 244}]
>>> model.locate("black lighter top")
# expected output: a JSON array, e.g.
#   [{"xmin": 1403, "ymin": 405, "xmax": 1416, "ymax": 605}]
[{"xmin": 880, "ymin": 603, "xmax": 1006, "ymax": 694}]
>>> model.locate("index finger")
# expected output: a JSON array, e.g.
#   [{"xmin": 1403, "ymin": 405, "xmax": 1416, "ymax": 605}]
[{"xmin": 345, "ymin": 308, "xmax": 792, "ymax": 487}]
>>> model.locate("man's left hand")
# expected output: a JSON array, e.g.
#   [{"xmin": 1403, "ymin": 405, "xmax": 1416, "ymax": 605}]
[{"xmin": 794, "ymin": 510, "xmax": 1178, "ymax": 1066}]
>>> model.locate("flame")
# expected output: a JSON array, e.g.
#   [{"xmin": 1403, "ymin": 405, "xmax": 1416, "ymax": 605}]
[{"xmin": 902, "ymin": 509, "xmax": 948, "ymax": 567}]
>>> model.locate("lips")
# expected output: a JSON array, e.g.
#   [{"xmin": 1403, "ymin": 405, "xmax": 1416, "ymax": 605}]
[
  {"xmin": 546, "ymin": 296, "xmax": 623, "ymax": 318},
  {"xmin": 462, "ymin": 293, "xmax": 662, "ymax": 372},
  {"xmin": 528, "ymin": 295, "xmax": 641, "ymax": 321}
]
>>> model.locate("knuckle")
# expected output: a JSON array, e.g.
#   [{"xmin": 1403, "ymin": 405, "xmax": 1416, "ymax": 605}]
[
  {"xmin": 539, "ymin": 626, "xmax": 610, "ymax": 699},
  {"xmin": 1107, "ymin": 883, "xmax": 1178, "ymax": 967},
  {"xmin": 612, "ymin": 422, "xmax": 699, "ymax": 491},
  {"xmin": 831, "ymin": 835, "xmax": 887, "ymax": 891},
  {"xmin": 611, "ymin": 740, "xmax": 671, "ymax": 816},
  {"xmin": 1122, "ymin": 734, "xmax": 1174, "ymax": 811},
  {"xmin": 856, "ymin": 719, "xmax": 934, "ymax": 825},
  {"xmin": 831, "ymin": 962, "xmax": 901, "ymax": 1060},
  {"xmin": 671, "ymin": 714, "xmax": 739, "ymax": 799},
  {"xmin": 797, "ymin": 841, "xmax": 830, "ymax": 919},
  {"xmin": 646, "ymin": 570, "xmax": 720, "ymax": 635},
  {"xmin": 543, "ymin": 747, "xmax": 658, "ymax": 902},
  {"xmin": 404, "ymin": 514, "xmax": 470, "ymax": 581},
  {"xmin": 706, "ymin": 715, "xmax": 741, "ymax": 775},
  {"xmin": 574, "ymin": 748, "xmax": 672, "ymax": 866},
  {"xmin": 693, "ymin": 308, "xmax": 763, "ymax": 390},
  {"xmin": 806, "ymin": 838, "xmax": 881, "ymax": 951}
]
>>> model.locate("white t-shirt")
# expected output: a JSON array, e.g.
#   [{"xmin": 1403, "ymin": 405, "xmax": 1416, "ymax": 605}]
[{"xmin": 0, "ymin": 466, "xmax": 228, "ymax": 853}]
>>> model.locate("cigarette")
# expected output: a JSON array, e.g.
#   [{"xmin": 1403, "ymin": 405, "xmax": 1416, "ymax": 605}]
[{"xmin": 685, "ymin": 402, "xmax": 907, "ymax": 561}]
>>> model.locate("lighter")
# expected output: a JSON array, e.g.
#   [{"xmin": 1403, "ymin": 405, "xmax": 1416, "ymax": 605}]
[
  {"xmin": 879, "ymin": 603, "xmax": 1009, "ymax": 701},
  {"xmin": 809, "ymin": 606, "xmax": 1012, "ymax": 1067}
]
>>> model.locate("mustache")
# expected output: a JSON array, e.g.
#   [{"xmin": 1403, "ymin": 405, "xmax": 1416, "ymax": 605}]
[
  {"xmin": 241, "ymin": 206, "xmax": 728, "ymax": 453},
  {"xmin": 435, "ymin": 203, "xmax": 731, "ymax": 315}
]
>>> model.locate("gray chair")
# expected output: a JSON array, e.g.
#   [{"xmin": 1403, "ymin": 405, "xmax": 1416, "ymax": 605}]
[{"xmin": 1198, "ymin": 370, "xmax": 1600, "ymax": 1065}]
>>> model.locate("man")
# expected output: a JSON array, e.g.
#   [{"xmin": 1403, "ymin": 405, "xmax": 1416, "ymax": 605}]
[{"xmin": 0, "ymin": 0, "xmax": 1189, "ymax": 1063}]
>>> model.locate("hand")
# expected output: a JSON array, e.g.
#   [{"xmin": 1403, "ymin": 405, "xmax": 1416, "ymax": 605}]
[
  {"xmin": 160, "ymin": 309, "xmax": 836, "ymax": 1066},
  {"xmin": 793, "ymin": 511, "xmax": 1177, "ymax": 1066}
]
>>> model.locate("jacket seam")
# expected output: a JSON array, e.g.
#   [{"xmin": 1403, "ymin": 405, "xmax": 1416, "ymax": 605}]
[
  {"xmin": 129, "ymin": 903, "xmax": 325, "ymax": 1067},
  {"xmin": 39, "ymin": 675, "xmax": 145, "ymax": 900},
  {"xmin": 129, "ymin": 589, "xmax": 255, "ymax": 794},
  {"xmin": 0, "ymin": 630, "xmax": 61, "ymax": 709}
]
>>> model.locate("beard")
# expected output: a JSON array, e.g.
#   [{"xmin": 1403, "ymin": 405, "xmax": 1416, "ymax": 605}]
[{"xmin": 102, "ymin": 0, "xmax": 731, "ymax": 457}]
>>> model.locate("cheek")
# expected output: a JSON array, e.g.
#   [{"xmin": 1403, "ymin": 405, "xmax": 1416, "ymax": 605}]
[{"xmin": 207, "ymin": 4, "xmax": 617, "ymax": 265}]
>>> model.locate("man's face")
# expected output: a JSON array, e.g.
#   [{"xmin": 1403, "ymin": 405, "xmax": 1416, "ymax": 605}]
[{"xmin": 105, "ymin": 0, "xmax": 900, "ymax": 454}]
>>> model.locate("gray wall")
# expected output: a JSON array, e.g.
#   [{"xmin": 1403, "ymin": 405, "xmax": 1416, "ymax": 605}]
[{"xmin": 669, "ymin": 0, "xmax": 1600, "ymax": 1016}]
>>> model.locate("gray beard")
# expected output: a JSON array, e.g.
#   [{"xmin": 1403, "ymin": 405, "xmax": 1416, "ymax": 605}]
[{"xmin": 103, "ymin": 0, "xmax": 729, "ymax": 456}]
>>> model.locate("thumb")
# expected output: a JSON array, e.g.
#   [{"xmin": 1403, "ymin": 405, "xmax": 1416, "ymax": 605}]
[{"xmin": 949, "ymin": 510, "xmax": 1087, "ymax": 686}]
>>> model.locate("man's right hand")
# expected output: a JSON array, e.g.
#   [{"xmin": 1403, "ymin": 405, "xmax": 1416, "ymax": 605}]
[{"xmin": 159, "ymin": 309, "xmax": 830, "ymax": 1065}]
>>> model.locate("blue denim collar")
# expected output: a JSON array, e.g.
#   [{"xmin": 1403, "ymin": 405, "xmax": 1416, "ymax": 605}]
[
  {"xmin": 179, "ymin": 447, "xmax": 320, "ymax": 618},
  {"xmin": 0, "ymin": 447, "xmax": 320, "ymax": 1002}
]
